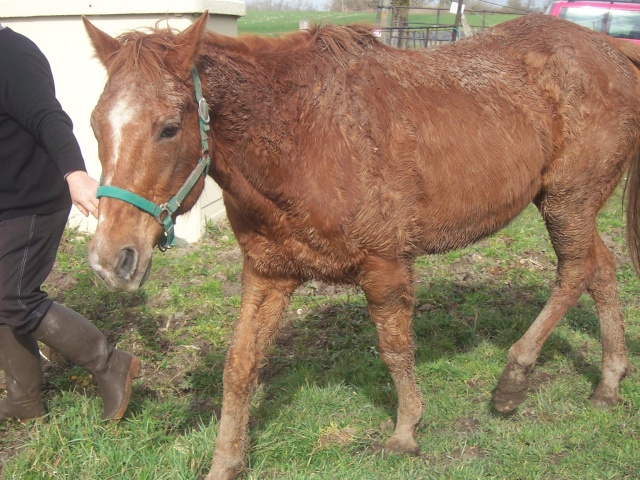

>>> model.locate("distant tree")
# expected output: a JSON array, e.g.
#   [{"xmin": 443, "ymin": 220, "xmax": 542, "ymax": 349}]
[
  {"xmin": 521, "ymin": 0, "xmax": 539, "ymax": 11},
  {"xmin": 390, "ymin": 0, "xmax": 410, "ymax": 47},
  {"xmin": 246, "ymin": 0, "xmax": 320, "ymax": 11},
  {"xmin": 464, "ymin": 0, "xmax": 497, "ymax": 11},
  {"xmin": 540, "ymin": 0, "xmax": 554, "ymax": 11},
  {"xmin": 328, "ymin": 0, "xmax": 377, "ymax": 12},
  {"xmin": 505, "ymin": 0, "xmax": 533, "ymax": 12},
  {"xmin": 392, "ymin": 0, "xmax": 410, "ymax": 27}
]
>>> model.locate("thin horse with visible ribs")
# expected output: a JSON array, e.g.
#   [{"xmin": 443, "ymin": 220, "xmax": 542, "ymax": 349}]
[{"xmin": 83, "ymin": 12, "xmax": 640, "ymax": 480}]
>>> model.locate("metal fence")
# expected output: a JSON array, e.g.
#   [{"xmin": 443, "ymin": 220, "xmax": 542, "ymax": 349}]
[
  {"xmin": 376, "ymin": 24, "xmax": 462, "ymax": 48},
  {"xmin": 375, "ymin": 6, "xmax": 525, "ymax": 49}
]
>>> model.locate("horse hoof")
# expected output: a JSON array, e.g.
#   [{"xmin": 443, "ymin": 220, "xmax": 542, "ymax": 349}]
[
  {"xmin": 384, "ymin": 435, "xmax": 420, "ymax": 456},
  {"xmin": 205, "ymin": 465, "xmax": 239, "ymax": 480},
  {"xmin": 493, "ymin": 395, "xmax": 522, "ymax": 413},
  {"xmin": 589, "ymin": 388, "xmax": 621, "ymax": 409},
  {"xmin": 493, "ymin": 362, "xmax": 531, "ymax": 413}
]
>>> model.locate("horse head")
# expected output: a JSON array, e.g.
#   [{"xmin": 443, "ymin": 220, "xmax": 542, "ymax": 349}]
[{"xmin": 83, "ymin": 13, "xmax": 210, "ymax": 291}]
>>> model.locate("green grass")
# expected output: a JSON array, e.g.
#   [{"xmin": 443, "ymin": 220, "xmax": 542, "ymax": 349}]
[
  {"xmin": 238, "ymin": 11, "xmax": 378, "ymax": 35},
  {"xmin": 237, "ymin": 11, "xmax": 521, "ymax": 36},
  {"xmin": 2, "ymin": 186, "xmax": 639, "ymax": 479}
]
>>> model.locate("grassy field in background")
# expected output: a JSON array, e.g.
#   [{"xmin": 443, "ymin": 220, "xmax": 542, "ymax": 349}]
[
  {"xmin": 238, "ymin": 11, "xmax": 377, "ymax": 35},
  {"xmin": 237, "ymin": 10, "xmax": 522, "ymax": 36},
  {"xmin": 1, "ymin": 186, "xmax": 639, "ymax": 479}
]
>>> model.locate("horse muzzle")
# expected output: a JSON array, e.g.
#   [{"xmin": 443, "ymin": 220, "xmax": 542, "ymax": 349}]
[{"xmin": 89, "ymin": 243, "xmax": 153, "ymax": 292}]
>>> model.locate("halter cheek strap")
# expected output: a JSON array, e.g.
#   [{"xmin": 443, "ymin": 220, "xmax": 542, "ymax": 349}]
[{"xmin": 96, "ymin": 66, "xmax": 211, "ymax": 250}]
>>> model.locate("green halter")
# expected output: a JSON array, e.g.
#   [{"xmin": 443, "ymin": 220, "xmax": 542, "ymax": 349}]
[{"xmin": 96, "ymin": 66, "xmax": 211, "ymax": 250}]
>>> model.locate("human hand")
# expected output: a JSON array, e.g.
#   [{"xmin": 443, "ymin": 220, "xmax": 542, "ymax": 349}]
[{"xmin": 66, "ymin": 171, "xmax": 99, "ymax": 218}]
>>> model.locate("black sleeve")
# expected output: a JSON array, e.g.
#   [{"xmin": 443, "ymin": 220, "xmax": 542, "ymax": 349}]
[{"xmin": 0, "ymin": 30, "xmax": 86, "ymax": 177}]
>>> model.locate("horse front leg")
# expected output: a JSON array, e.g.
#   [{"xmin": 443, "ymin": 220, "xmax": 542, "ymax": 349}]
[
  {"xmin": 360, "ymin": 257, "xmax": 424, "ymax": 455},
  {"xmin": 207, "ymin": 263, "xmax": 299, "ymax": 480}
]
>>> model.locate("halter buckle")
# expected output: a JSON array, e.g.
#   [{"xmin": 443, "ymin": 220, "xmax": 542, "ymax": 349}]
[{"xmin": 198, "ymin": 97, "xmax": 210, "ymax": 124}]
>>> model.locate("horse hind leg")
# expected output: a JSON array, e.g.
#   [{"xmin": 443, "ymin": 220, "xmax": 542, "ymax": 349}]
[
  {"xmin": 586, "ymin": 233, "xmax": 631, "ymax": 407},
  {"xmin": 493, "ymin": 198, "xmax": 626, "ymax": 412},
  {"xmin": 493, "ymin": 264, "xmax": 586, "ymax": 412}
]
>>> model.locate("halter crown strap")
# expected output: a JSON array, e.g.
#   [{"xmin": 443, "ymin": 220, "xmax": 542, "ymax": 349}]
[{"xmin": 96, "ymin": 66, "xmax": 211, "ymax": 250}]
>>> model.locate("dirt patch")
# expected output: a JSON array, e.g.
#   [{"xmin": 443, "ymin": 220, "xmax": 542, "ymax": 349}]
[
  {"xmin": 450, "ymin": 445, "xmax": 486, "ymax": 461},
  {"xmin": 316, "ymin": 426, "xmax": 357, "ymax": 449},
  {"xmin": 529, "ymin": 370, "xmax": 557, "ymax": 392},
  {"xmin": 601, "ymin": 230, "xmax": 631, "ymax": 266},
  {"xmin": 217, "ymin": 247, "xmax": 243, "ymax": 267},
  {"xmin": 221, "ymin": 279, "xmax": 243, "ymax": 298},
  {"xmin": 454, "ymin": 417, "xmax": 480, "ymax": 435},
  {"xmin": 0, "ymin": 421, "xmax": 31, "ymax": 477}
]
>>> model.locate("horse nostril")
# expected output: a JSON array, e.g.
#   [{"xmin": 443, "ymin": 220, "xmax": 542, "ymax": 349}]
[{"xmin": 115, "ymin": 247, "xmax": 137, "ymax": 281}]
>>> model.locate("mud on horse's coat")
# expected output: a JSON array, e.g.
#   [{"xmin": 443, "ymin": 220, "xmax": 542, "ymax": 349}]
[{"xmin": 83, "ymin": 13, "xmax": 640, "ymax": 479}]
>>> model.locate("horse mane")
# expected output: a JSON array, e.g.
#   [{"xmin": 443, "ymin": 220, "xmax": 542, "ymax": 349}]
[
  {"xmin": 215, "ymin": 23, "xmax": 381, "ymax": 65},
  {"xmin": 105, "ymin": 23, "xmax": 382, "ymax": 83},
  {"xmin": 311, "ymin": 23, "xmax": 381, "ymax": 66}
]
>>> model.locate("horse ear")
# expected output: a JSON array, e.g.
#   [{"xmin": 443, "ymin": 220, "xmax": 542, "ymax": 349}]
[
  {"xmin": 82, "ymin": 16, "xmax": 121, "ymax": 68},
  {"xmin": 168, "ymin": 11, "xmax": 210, "ymax": 77}
]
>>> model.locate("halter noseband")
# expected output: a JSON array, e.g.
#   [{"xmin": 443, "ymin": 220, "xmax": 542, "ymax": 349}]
[{"xmin": 96, "ymin": 66, "xmax": 211, "ymax": 251}]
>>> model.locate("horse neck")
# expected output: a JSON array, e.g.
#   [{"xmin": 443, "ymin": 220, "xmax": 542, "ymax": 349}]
[
  {"xmin": 198, "ymin": 49, "xmax": 286, "ymax": 223},
  {"xmin": 197, "ymin": 31, "xmax": 354, "ymax": 225},
  {"xmin": 200, "ymin": 49, "xmax": 275, "ymax": 160}
]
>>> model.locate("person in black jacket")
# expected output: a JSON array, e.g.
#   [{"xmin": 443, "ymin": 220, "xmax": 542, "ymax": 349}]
[{"xmin": 0, "ymin": 24, "xmax": 141, "ymax": 422}]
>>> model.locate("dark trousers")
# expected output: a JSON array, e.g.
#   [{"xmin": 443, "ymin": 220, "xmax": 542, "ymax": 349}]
[{"xmin": 0, "ymin": 208, "xmax": 69, "ymax": 334}]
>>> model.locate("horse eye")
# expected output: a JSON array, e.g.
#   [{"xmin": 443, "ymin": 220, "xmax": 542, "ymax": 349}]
[{"xmin": 160, "ymin": 125, "xmax": 179, "ymax": 139}]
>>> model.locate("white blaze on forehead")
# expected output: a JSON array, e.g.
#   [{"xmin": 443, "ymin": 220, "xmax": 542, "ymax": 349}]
[{"xmin": 108, "ymin": 93, "xmax": 134, "ymax": 168}]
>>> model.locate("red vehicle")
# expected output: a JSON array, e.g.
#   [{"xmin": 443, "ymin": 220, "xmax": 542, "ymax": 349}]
[{"xmin": 545, "ymin": 0, "xmax": 640, "ymax": 44}]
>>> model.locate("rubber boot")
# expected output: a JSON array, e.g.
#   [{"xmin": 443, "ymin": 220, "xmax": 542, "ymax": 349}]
[
  {"xmin": 33, "ymin": 303, "xmax": 141, "ymax": 420},
  {"xmin": 0, "ymin": 325, "xmax": 46, "ymax": 423}
]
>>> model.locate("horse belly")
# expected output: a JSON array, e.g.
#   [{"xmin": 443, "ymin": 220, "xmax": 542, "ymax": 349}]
[
  {"xmin": 361, "ymin": 114, "xmax": 547, "ymax": 256},
  {"xmin": 417, "ymin": 168, "xmax": 542, "ymax": 254}
]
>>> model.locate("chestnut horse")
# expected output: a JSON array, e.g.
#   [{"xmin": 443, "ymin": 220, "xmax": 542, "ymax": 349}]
[{"xmin": 84, "ymin": 12, "xmax": 640, "ymax": 479}]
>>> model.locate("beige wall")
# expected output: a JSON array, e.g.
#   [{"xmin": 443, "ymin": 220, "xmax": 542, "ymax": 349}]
[{"xmin": 0, "ymin": 0, "xmax": 244, "ymax": 242}]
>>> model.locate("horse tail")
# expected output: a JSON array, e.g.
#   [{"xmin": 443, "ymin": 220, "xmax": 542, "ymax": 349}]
[
  {"xmin": 625, "ymin": 152, "xmax": 640, "ymax": 276},
  {"xmin": 613, "ymin": 39, "xmax": 640, "ymax": 275}
]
